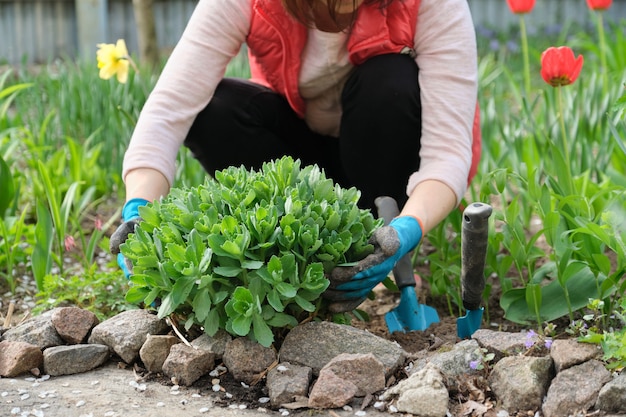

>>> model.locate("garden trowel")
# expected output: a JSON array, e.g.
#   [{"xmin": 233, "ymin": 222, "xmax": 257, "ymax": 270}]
[
  {"xmin": 375, "ymin": 196, "xmax": 440, "ymax": 333},
  {"xmin": 457, "ymin": 202, "xmax": 493, "ymax": 339}
]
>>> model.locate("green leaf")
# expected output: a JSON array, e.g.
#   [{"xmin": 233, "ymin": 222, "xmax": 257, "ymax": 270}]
[
  {"xmin": 252, "ymin": 313, "xmax": 274, "ymax": 347},
  {"xmin": 501, "ymin": 264, "xmax": 599, "ymax": 324},
  {"xmin": 0, "ymin": 154, "xmax": 15, "ymax": 218},
  {"xmin": 192, "ymin": 290, "xmax": 213, "ymax": 322}
]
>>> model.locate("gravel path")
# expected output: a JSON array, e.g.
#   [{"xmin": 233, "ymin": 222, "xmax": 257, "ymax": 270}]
[{"xmin": 1, "ymin": 362, "xmax": 396, "ymax": 417}]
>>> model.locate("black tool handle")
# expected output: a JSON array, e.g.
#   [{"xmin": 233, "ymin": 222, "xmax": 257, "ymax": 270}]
[
  {"xmin": 461, "ymin": 202, "xmax": 493, "ymax": 310},
  {"xmin": 374, "ymin": 196, "xmax": 415, "ymax": 290}
]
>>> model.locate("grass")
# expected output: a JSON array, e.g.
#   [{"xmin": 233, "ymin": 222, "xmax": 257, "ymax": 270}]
[{"xmin": 1, "ymin": 17, "xmax": 626, "ymax": 367}]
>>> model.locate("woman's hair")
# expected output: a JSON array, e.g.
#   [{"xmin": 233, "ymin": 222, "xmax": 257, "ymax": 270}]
[{"xmin": 282, "ymin": 0, "xmax": 393, "ymax": 27}]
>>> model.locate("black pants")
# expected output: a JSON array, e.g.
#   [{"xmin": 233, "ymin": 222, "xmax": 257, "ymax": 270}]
[{"xmin": 184, "ymin": 53, "xmax": 421, "ymax": 211}]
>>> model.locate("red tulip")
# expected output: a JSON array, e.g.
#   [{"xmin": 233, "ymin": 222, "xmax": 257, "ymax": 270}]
[
  {"xmin": 586, "ymin": 0, "xmax": 612, "ymax": 10},
  {"xmin": 540, "ymin": 47, "xmax": 584, "ymax": 87},
  {"xmin": 506, "ymin": 0, "xmax": 536, "ymax": 14}
]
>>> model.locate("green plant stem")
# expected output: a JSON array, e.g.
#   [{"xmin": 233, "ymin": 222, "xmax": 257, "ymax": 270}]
[
  {"xmin": 520, "ymin": 15, "xmax": 531, "ymax": 95},
  {"xmin": 557, "ymin": 87, "xmax": 574, "ymax": 195},
  {"xmin": 596, "ymin": 11, "xmax": 609, "ymax": 96}
]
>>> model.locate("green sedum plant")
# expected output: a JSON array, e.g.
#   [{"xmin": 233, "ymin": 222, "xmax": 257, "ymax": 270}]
[{"xmin": 121, "ymin": 156, "xmax": 381, "ymax": 347}]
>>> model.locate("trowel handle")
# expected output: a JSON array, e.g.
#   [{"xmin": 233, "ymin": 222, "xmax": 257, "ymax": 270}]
[
  {"xmin": 374, "ymin": 196, "xmax": 415, "ymax": 290},
  {"xmin": 461, "ymin": 202, "xmax": 493, "ymax": 311}
]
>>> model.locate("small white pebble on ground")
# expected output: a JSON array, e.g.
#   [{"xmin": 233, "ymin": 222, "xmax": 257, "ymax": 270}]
[
  {"xmin": 212, "ymin": 384, "xmax": 221, "ymax": 392},
  {"xmin": 76, "ymin": 400, "xmax": 86, "ymax": 407},
  {"xmin": 280, "ymin": 410, "xmax": 289, "ymax": 416},
  {"xmin": 276, "ymin": 365, "xmax": 288, "ymax": 372},
  {"xmin": 258, "ymin": 397, "xmax": 270, "ymax": 403},
  {"xmin": 240, "ymin": 382, "xmax": 249, "ymax": 388},
  {"xmin": 171, "ymin": 385, "xmax": 180, "ymax": 391},
  {"xmin": 192, "ymin": 393, "xmax": 202, "ymax": 398},
  {"xmin": 90, "ymin": 380, "xmax": 99, "ymax": 385},
  {"xmin": 31, "ymin": 409, "xmax": 45, "ymax": 417},
  {"xmin": 496, "ymin": 411, "xmax": 509, "ymax": 417},
  {"xmin": 373, "ymin": 401, "xmax": 385, "ymax": 409},
  {"xmin": 156, "ymin": 402, "xmax": 165, "ymax": 407},
  {"xmin": 199, "ymin": 407, "xmax": 209, "ymax": 413},
  {"xmin": 10, "ymin": 408, "xmax": 20, "ymax": 415},
  {"xmin": 343, "ymin": 405, "xmax": 353, "ymax": 411},
  {"xmin": 388, "ymin": 405, "xmax": 398, "ymax": 413},
  {"xmin": 355, "ymin": 411, "xmax": 367, "ymax": 416},
  {"xmin": 20, "ymin": 394, "xmax": 30, "ymax": 400},
  {"xmin": 1, "ymin": 392, "xmax": 7, "ymax": 397}
]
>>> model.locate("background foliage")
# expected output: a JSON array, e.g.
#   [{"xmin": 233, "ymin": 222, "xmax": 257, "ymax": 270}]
[{"xmin": 1, "ymin": 10, "xmax": 625, "ymax": 366}]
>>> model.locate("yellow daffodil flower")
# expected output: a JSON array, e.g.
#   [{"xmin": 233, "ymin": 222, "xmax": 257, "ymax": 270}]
[{"xmin": 96, "ymin": 39, "xmax": 130, "ymax": 84}]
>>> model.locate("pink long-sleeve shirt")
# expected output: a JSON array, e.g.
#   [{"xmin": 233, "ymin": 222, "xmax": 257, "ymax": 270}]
[{"xmin": 123, "ymin": 0, "xmax": 478, "ymax": 204}]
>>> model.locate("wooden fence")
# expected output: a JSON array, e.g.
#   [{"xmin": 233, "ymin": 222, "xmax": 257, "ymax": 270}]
[{"xmin": 1, "ymin": 0, "xmax": 626, "ymax": 65}]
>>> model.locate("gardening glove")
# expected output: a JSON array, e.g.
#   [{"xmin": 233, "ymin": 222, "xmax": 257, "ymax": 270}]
[
  {"xmin": 324, "ymin": 216, "xmax": 423, "ymax": 313},
  {"xmin": 109, "ymin": 198, "xmax": 149, "ymax": 278}
]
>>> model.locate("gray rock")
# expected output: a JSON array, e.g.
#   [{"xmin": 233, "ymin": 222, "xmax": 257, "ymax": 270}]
[
  {"xmin": 0, "ymin": 340, "xmax": 44, "ymax": 377},
  {"xmin": 43, "ymin": 344, "xmax": 110, "ymax": 376},
  {"xmin": 2, "ymin": 309, "xmax": 64, "ymax": 349},
  {"xmin": 51, "ymin": 307, "xmax": 99, "ymax": 344},
  {"xmin": 280, "ymin": 321, "xmax": 406, "ymax": 377},
  {"xmin": 596, "ymin": 373, "xmax": 626, "ymax": 413},
  {"xmin": 381, "ymin": 365, "xmax": 448, "ymax": 417},
  {"xmin": 550, "ymin": 339, "xmax": 601, "ymax": 372},
  {"xmin": 190, "ymin": 330, "xmax": 232, "ymax": 358},
  {"xmin": 489, "ymin": 355, "xmax": 554, "ymax": 412},
  {"xmin": 266, "ymin": 362, "xmax": 312, "ymax": 408},
  {"xmin": 319, "ymin": 352, "xmax": 385, "ymax": 396},
  {"xmin": 87, "ymin": 309, "xmax": 169, "ymax": 364},
  {"xmin": 472, "ymin": 329, "xmax": 528, "ymax": 361},
  {"xmin": 414, "ymin": 339, "xmax": 483, "ymax": 387},
  {"xmin": 308, "ymin": 368, "xmax": 358, "ymax": 409},
  {"xmin": 542, "ymin": 360, "xmax": 612, "ymax": 417},
  {"xmin": 162, "ymin": 343, "xmax": 215, "ymax": 386},
  {"xmin": 139, "ymin": 334, "xmax": 180, "ymax": 373},
  {"xmin": 222, "ymin": 337, "xmax": 277, "ymax": 385}
]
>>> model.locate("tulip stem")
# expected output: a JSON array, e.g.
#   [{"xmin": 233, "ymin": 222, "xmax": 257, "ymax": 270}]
[
  {"xmin": 520, "ymin": 15, "xmax": 531, "ymax": 95},
  {"xmin": 557, "ymin": 86, "xmax": 574, "ymax": 195},
  {"xmin": 595, "ymin": 11, "xmax": 609, "ymax": 96}
]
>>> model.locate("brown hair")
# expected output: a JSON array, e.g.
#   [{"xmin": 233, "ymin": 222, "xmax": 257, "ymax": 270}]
[{"xmin": 281, "ymin": 0, "xmax": 393, "ymax": 28}]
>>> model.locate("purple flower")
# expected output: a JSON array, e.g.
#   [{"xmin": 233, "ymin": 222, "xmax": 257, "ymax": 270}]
[
  {"xmin": 469, "ymin": 360, "xmax": 480, "ymax": 370},
  {"xmin": 544, "ymin": 338, "xmax": 553, "ymax": 349},
  {"xmin": 525, "ymin": 329, "xmax": 537, "ymax": 349}
]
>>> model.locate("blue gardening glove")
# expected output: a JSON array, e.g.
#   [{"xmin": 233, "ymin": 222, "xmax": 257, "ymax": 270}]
[
  {"xmin": 109, "ymin": 198, "xmax": 149, "ymax": 278},
  {"xmin": 324, "ymin": 216, "xmax": 423, "ymax": 313}
]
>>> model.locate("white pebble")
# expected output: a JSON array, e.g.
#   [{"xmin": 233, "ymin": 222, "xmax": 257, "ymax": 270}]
[
  {"xmin": 76, "ymin": 400, "xmax": 86, "ymax": 407},
  {"xmin": 238, "ymin": 404, "xmax": 247, "ymax": 409},
  {"xmin": 228, "ymin": 405, "xmax": 238, "ymax": 409},
  {"xmin": 343, "ymin": 405, "xmax": 353, "ymax": 411},
  {"xmin": 373, "ymin": 401, "xmax": 385, "ymax": 409},
  {"xmin": 199, "ymin": 408, "xmax": 209, "ymax": 413},
  {"xmin": 276, "ymin": 365, "xmax": 288, "ymax": 372},
  {"xmin": 240, "ymin": 382, "xmax": 249, "ymax": 388},
  {"xmin": 258, "ymin": 397, "xmax": 270, "ymax": 403},
  {"xmin": 497, "ymin": 411, "xmax": 510, "ymax": 417},
  {"xmin": 170, "ymin": 385, "xmax": 180, "ymax": 391},
  {"xmin": 90, "ymin": 381, "xmax": 99, "ymax": 385},
  {"xmin": 225, "ymin": 392, "xmax": 233, "ymax": 399},
  {"xmin": 192, "ymin": 393, "xmax": 202, "ymax": 398},
  {"xmin": 20, "ymin": 394, "xmax": 30, "ymax": 400},
  {"xmin": 71, "ymin": 390, "xmax": 81, "ymax": 394},
  {"xmin": 40, "ymin": 404, "xmax": 50, "ymax": 409},
  {"xmin": 31, "ymin": 409, "xmax": 45, "ymax": 417},
  {"xmin": 1, "ymin": 392, "xmax": 7, "ymax": 397},
  {"xmin": 170, "ymin": 391, "xmax": 180, "ymax": 395},
  {"xmin": 38, "ymin": 375, "xmax": 50, "ymax": 382},
  {"xmin": 212, "ymin": 385, "xmax": 221, "ymax": 392},
  {"xmin": 156, "ymin": 402, "xmax": 165, "ymax": 407},
  {"xmin": 280, "ymin": 411, "xmax": 290, "ymax": 416},
  {"xmin": 355, "ymin": 411, "xmax": 367, "ymax": 416},
  {"xmin": 24, "ymin": 377, "xmax": 36, "ymax": 382},
  {"xmin": 10, "ymin": 408, "xmax": 20, "ymax": 415},
  {"xmin": 389, "ymin": 405, "xmax": 398, "ymax": 413}
]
